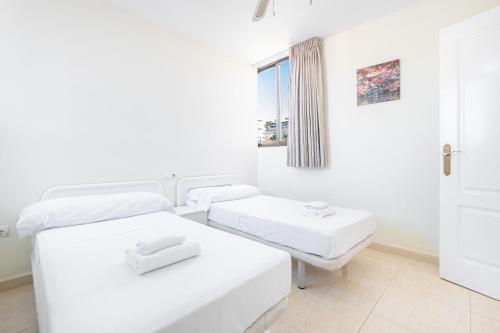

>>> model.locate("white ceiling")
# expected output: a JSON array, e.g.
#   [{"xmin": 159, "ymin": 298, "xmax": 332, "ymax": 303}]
[{"xmin": 108, "ymin": 0, "xmax": 419, "ymax": 64}]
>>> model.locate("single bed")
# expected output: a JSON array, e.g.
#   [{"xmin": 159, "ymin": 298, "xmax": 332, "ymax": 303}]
[
  {"xmin": 30, "ymin": 180, "xmax": 291, "ymax": 333},
  {"xmin": 176, "ymin": 175, "xmax": 376, "ymax": 289}
]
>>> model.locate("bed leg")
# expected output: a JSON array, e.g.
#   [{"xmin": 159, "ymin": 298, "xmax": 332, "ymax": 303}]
[
  {"xmin": 341, "ymin": 264, "xmax": 348, "ymax": 278},
  {"xmin": 297, "ymin": 260, "xmax": 306, "ymax": 289}
]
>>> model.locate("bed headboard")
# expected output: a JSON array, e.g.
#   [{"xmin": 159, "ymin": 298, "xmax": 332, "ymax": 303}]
[
  {"xmin": 176, "ymin": 175, "xmax": 236, "ymax": 206},
  {"xmin": 41, "ymin": 180, "xmax": 163, "ymax": 201}
]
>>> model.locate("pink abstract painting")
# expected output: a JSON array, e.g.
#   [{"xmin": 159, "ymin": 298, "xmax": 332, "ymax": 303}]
[{"xmin": 357, "ymin": 59, "xmax": 400, "ymax": 106}]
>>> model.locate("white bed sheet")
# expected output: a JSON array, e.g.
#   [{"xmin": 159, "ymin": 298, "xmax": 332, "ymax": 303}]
[
  {"xmin": 32, "ymin": 211, "xmax": 290, "ymax": 333},
  {"xmin": 209, "ymin": 195, "xmax": 376, "ymax": 259}
]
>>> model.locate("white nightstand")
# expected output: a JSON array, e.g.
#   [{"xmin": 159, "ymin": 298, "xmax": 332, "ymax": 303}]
[{"xmin": 174, "ymin": 206, "xmax": 208, "ymax": 225}]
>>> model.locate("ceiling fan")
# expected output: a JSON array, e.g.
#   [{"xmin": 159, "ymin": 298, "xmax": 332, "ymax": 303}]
[{"xmin": 252, "ymin": 0, "xmax": 312, "ymax": 22}]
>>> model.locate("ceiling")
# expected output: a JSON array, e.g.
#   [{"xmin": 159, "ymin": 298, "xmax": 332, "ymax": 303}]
[{"xmin": 108, "ymin": 0, "xmax": 419, "ymax": 64}]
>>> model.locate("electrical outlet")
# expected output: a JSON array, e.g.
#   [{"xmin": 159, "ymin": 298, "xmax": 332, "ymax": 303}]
[
  {"xmin": 0, "ymin": 225, "xmax": 9, "ymax": 238},
  {"xmin": 165, "ymin": 172, "xmax": 176, "ymax": 180}
]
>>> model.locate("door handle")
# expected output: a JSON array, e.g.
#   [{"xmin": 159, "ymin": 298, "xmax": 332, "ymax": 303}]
[{"xmin": 443, "ymin": 144, "xmax": 461, "ymax": 176}]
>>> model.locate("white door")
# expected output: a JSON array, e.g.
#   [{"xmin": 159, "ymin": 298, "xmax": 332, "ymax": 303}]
[{"xmin": 440, "ymin": 5, "xmax": 500, "ymax": 300}]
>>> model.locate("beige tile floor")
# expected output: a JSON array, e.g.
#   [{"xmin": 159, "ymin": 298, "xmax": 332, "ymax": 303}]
[
  {"xmin": 270, "ymin": 248, "xmax": 500, "ymax": 333},
  {"xmin": 1, "ymin": 248, "xmax": 499, "ymax": 333}
]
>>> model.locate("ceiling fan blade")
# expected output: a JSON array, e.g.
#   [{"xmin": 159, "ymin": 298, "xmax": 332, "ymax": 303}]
[{"xmin": 252, "ymin": 0, "xmax": 270, "ymax": 22}]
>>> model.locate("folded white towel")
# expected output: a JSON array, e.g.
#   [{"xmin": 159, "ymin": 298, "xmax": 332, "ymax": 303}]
[
  {"xmin": 126, "ymin": 242, "xmax": 201, "ymax": 275},
  {"xmin": 136, "ymin": 235, "xmax": 186, "ymax": 255},
  {"xmin": 304, "ymin": 201, "xmax": 330, "ymax": 210},
  {"xmin": 299, "ymin": 206, "xmax": 336, "ymax": 218}
]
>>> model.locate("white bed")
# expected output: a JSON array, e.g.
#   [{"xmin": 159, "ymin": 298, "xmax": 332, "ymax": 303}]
[
  {"xmin": 176, "ymin": 175, "xmax": 376, "ymax": 289},
  {"xmin": 31, "ymin": 181, "xmax": 291, "ymax": 333},
  {"xmin": 209, "ymin": 195, "xmax": 375, "ymax": 259}
]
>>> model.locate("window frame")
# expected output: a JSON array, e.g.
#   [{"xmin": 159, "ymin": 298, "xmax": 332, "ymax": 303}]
[{"xmin": 257, "ymin": 57, "xmax": 289, "ymax": 148}]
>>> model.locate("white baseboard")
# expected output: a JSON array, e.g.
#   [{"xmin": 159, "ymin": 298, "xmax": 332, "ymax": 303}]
[{"xmin": 0, "ymin": 273, "xmax": 32, "ymax": 292}]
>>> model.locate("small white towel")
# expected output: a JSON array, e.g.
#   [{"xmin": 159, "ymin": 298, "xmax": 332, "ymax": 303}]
[
  {"xmin": 299, "ymin": 206, "xmax": 336, "ymax": 218},
  {"xmin": 126, "ymin": 242, "xmax": 201, "ymax": 275},
  {"xmin": 136, "ymin": 235, "xmax": 186, "ymax": 255},
  {"xmin": 304, "ymin": 201, "xmax": 330, "ymax": 210}
]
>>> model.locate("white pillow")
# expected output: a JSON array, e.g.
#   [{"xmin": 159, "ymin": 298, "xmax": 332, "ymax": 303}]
[
  {"xmin": 17, "ymin": 192, "xmax": 173, "ymax": 237},
  {"xmin": 185, "ymin": 185, "xmax": 261, "ymax": 210}
]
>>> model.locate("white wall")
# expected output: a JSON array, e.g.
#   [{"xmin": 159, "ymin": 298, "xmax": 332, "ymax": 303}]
[
  {"xmin": 0, "ymin": 0, "xmax": 256, "ymax": 280},
  {"xmin": 258, "ymin": 0, "xmax": 500, "ymax": 256}
]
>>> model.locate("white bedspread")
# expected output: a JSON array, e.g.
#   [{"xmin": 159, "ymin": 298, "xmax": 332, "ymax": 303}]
[
  {"xmin": 209, "ymin": 195, "xmax": 376, "ymax": 259},
  {"xmin": 32, "ymin": 211, "xmax": 290, "ymax": 333}
]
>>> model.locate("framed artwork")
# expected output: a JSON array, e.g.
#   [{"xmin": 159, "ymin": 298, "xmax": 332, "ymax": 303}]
[{"xmin": 357, "ymin": 59, "xmax": 400, "ymax": 106}]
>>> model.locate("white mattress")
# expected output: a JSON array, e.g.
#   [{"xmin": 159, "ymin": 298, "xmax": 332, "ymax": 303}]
[
  {"xmin": 32, "ymin": 211, "xmax": 290, "ymax": 333},
  {"xmin": 209, "ymin": 195, "xmax": 376, "ymax": 260}
]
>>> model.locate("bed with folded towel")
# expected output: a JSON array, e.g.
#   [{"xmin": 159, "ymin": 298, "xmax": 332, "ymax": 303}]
[
  {"xmin": 208, "ymin": 195, "xmax": 374, "ymax": 260},
  {"xmin": 24, "ymin": 181, "xmax": 291, "ymax": 333},
  {"xmin": 126, "ymin": 235, "xmax": 201, "ymax": 275},
  {"xmin": 177, "ymin": 175, "xmax": 376, "ymax": 288},
  {"xmin": 136, "ymin": 234, "xmax": 187, "ymax": 255},
  {"xmin": 299, "ymin": 201, "xmax": 337, "ymax": 218}
]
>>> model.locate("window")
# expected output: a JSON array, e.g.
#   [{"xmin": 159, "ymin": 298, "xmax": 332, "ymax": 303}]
[{"xmin": 257, "ymin": 58, "xmax": 290, "ymax": 147}]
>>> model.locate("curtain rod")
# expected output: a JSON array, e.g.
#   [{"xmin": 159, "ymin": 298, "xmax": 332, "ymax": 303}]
[
  {"xmin": 252, "ymin": 37, "xmax": 322, "ymax": 70},
  {"xmin": 257, "ymin": 56, "xmax": 289, "ymax": 72},
  {"xmin": 253, "ymin": 48, "xmax": 289, "ymax": 69}
]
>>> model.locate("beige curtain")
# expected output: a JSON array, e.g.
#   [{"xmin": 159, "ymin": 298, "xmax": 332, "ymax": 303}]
[{"xmin": 287, "ymin": 37, "xmax": 327, "ymax": 168}]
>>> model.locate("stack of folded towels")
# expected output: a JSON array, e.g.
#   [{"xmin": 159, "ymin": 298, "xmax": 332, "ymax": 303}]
[
  {"xmin": 126, "ymin": 235, "xmax": 201, "ymax": 275},
  {"xmin": 299, "ymin": 201, "xmax": 336, "ymax": 218}
]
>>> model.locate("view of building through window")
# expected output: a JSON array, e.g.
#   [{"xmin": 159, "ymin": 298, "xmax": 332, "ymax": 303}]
[{"xmin": 257, "ymin": 59, "xmax": 290, "ymax": 147}]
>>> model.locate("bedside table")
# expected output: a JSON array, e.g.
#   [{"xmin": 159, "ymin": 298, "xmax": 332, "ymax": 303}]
[{"xmin": 174, "ymin": 206, "xmax": 208, "ymax": 225}]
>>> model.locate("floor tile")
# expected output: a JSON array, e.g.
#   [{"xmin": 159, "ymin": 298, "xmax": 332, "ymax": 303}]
[
  {"xmin": 0, "ymin": 285, "xmax": 37, "ymax": 333},
  {"xmin": 359, "ymin": 314, "xmax": 408, "ymax": 333},
  {"xmin": 471, "ymin": 291, "xmax": 500, "ymax": 322},
  {"xmin": 306, "ymin": 299, "xmax": 367, "ymax": 333},
  {"xmin": 373, "ymin": 285, "xmax": 470, "ymax": 333},
  {"xmin": 346, "ymin": 254, "xmax": 400, "ymax": 285},
  {"xmin": 281, "ymin": 290, "xmax": 367, "ymax": 333},
  {"xmin": 307, "ymin": 268, "xmax": 387, "ymax": 313},
  {"xmin": 373, "ymin": 285, "xmax": 417, "ymax": 327},
  {"xmin": 268, "ymin": 319, "xmax": 303, "ymax": 333},
  {"xmin": 0, "ymin": 285, "xmax": 34, "ymax": 307},
  {"xmin": 390, "ymin": 265, "xmax": 470, "ymax": 310},
  {"xmin": 405, "ymin": 301, "xmax": 469, "ymax": 333},
  {"xmin": 401, "ymin": 257, "xmax": 439, "ymax": 276},
  {"xmin": 471, "ymin": 314, "xmax": 500, "ymax": 333},
  {"xmin": 17, "ymin": 325, "xmax": 39, "ymax": 333},
  {"xmin": 280, "ymin": 291, "xmax": 329, "ymax": 330}
]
